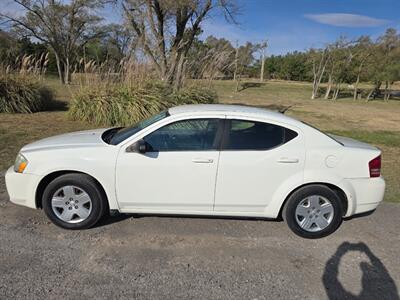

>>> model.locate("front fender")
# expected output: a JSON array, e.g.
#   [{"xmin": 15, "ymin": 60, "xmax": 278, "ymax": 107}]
[{"xmin": 23, "ymin": 147, "xmax": 120, "ymax": 210}]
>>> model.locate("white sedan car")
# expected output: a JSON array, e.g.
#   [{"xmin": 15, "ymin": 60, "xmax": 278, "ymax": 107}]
[{"xmin": 5, "ymin": 104, "xmax": 385, "ymax": 238}]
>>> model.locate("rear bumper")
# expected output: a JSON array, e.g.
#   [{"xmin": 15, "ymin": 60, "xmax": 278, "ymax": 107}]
[
  {"xmin": 5, "ymin": 166, "xmax": 41, "ymax": 209},
  {"xmin": 345, "ymin": 177, "xmax": 385, "ymax": 216}
]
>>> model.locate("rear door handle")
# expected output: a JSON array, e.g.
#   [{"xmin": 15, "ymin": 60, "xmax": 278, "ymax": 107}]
[
  {"xmin": 192, "ymin": 158, "xmax": 214, "ymax": 163},
  {"xmin": 277, "ymin": 157, "xmax": 299, "ymax": 163}
]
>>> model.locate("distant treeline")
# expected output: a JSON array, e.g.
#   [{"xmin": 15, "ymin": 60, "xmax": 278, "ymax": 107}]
[{"xmin": 0, "ymin": 0, "xmax": 399, "ymax": 100}]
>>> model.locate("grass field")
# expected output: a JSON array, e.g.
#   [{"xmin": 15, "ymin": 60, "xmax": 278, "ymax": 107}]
[{"xmin": 1, "ymin": 78, "xmax": 399, "ymax": 202}]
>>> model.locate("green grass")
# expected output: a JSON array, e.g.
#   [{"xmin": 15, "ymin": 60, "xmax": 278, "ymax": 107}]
[
  {"xmin": 0, "ymin": 112, "xmax": 90, "ymax": 171},
  {"xmin": 327, "ymin": 130, "xmax": 400, "ymax": 148},
  {"xmin": 1, "ymin": 78, "xmax": 399, "ymax": 203}
]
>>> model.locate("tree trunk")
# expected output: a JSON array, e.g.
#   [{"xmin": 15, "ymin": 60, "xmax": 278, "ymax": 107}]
[
  {"xmin": 324, "ymin": 74, "xmax": 333, "ymax": 99},
  {"xmin": 311, "ymin": 54, "xmax": 328, "ymax": 99},
  {"xmin": 260, "ymin": 54, "xmax": 265, "ymax": 83},
  {"xmin": 235, "ymin": 75, "xmax": 241, "ymax": 92},
  {"xmin": 333, "ymin": 82, "xmax": 341, "ymax": 100},
  {"xmin": 64, "ymin": 60, "xmax": 70, "ymax": 85},
  {"xmin": 384, "ymin": 81, "xmax": 390, "ymax": 101},
  {"xmin": 54, "ymin": 53, "xmax": 65, "ymax": 84},
  {"xmin": 173, "ymin": 53, "xmax": 185, "ymax": 91},
  {"xmin": 311, "ymin": 89, "xmax": 317, "ymax": 100},
  {"xmin": 311, "ymin": 73, "xmax": 325, "ymax": 99},
  {"xmin": 353, "ymin": 75, "xmax": 360, "ymax": 100},
  {"xmin": 233, "ymin": 42, "xmax": 239, "ymax": 82},
  {"xmin": 353, "ymin": 60, "xmax": 365, "ymax": 100},
  {"xmin": 366, "ymin": 90, "xmax": 374, "ymax": 102},
  {"xmin": 366, "ymin": 82, "xmax": 381, "ymax": 102}
]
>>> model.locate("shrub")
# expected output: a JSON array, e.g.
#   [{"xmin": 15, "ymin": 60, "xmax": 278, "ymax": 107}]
[
  {"xmin": 0, "ymin": 74, "xmax": 54, "ymax": 113},
  {"xmin": 171, "ymin": 86, "xmax": 218, "ymax": 105},
  {"xmin": 69, "ymin": 82, "xmax": 218, "ymax": 126}
]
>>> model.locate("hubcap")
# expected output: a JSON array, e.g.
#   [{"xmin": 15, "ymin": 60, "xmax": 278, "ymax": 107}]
[
  {"xmin": 295, "ymin": 195, "xmax": 334, "ymax": 232},
  {"xmin": 51, "ymin": 185, "xmax": 92, "ymax": 223}
]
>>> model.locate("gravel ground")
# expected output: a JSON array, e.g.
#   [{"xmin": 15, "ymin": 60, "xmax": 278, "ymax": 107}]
[{"xmin": 0, "ymin": 172, "xmax": 399, "ymax": 300}]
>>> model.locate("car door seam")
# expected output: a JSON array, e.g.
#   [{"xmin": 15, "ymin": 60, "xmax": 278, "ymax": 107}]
[{"xmin": 212, "ymin": 116, "xmax": 227, "ymax": 211}]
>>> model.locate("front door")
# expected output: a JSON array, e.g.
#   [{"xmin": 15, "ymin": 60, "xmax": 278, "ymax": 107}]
[{"xmin": 116, "ymin": 118, "xmax": 223, "ymax": 212}]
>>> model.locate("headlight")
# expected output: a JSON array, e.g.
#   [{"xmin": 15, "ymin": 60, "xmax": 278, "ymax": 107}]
[{"xmin": 14, "ymin": 153, "xmax": 28, "ymax": 173}]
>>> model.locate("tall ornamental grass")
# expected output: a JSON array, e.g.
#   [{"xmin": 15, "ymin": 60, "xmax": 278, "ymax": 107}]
[
  {"xmin": 68, "ymin": 82, "xmax": 218, "ymax": 126},
  {"xmin": 0, "ymin": 74, "xmax": 54, "ymax": 113}
]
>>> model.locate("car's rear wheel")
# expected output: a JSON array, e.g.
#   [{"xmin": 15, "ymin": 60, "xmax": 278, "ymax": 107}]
[
  {"xmin": 42, "ymin": 174, "xmax": 107, "ymax": 229},
  {"xmin": 283, "ymin": 185, "xmax": 343, "ymax": 238}
]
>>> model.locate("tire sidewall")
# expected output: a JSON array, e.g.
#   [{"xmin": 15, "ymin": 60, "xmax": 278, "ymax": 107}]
[
  {"xmin": 42, "ymin": 174, "xmax": 105, "ymax": 230},
  {"xmin": 284, "ymin": 185, "xmax": 343, "ymax": 239}
]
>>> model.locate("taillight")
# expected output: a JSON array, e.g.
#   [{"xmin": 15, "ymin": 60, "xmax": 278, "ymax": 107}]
[{"xmin": 369, "ymin": 155, "xmax": 381, "ymax": 177}]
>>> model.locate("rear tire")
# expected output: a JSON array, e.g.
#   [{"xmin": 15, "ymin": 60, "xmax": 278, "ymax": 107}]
[
  {"xmin": 283, "ymin": 185, "xmax": 343, "ymax": 239},
  {"xmin": 42, "ymin": 174, "xmax": 107, "ymax": 230}
]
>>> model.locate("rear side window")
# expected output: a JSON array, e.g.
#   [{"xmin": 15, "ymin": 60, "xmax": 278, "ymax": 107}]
[
  {"xmin": 222, "ymin": 119, "xmax": 298, "ymax": 150},
  {"xmin": 144, "ymin": 119, "xmax": 221, "ymax": 152}
]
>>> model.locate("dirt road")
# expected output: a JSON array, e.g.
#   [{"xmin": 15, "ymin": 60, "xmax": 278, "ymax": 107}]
[{"xmin": 0, "ymin": 173, "xmax": 399, "ymax": 299}]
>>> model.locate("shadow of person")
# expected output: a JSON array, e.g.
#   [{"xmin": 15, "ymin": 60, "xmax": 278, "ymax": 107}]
[{"xmin": 323, "ymin": 242, "xmax": 399, "ymax": 300}]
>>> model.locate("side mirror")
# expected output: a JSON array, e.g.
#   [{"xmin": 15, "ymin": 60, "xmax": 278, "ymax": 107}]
[{"xmin": 126, "ymin": 139, "xmax": 147, "ymax": 154}]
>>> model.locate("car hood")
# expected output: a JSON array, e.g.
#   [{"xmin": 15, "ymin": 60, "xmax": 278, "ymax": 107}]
[
  {"xmin": 329, "ymin": 134, "xmax": 378, "ymax": 150},
  {"xmin": 21, "ymin": 128, "xmax": 109, "ymax": 152}
]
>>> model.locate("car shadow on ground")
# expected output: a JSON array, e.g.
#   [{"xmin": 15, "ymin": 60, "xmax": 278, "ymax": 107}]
[
  {"xmin": 323, "ymin": 242, "xmax": 399, "ymax": 300},
  {"xmin": 93, "ymin": 212, "xmax": 280, "ymax": 228},
  {"xmin": 94, "ymin": 213, "xmax": 132, "ymax": 227}
]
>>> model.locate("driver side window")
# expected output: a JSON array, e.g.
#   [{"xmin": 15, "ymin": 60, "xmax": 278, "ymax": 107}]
[{"xmin": 143, "ymin": 119, "xmax": 220, "ymax": 152}]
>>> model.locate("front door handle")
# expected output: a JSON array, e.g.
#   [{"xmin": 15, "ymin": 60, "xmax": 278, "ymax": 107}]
[
  {"xmin": 277, "ymin": 157, "xmax": 299, "ymax": 163},
  {"xmin": 192, "ymin": 158, "xmax": 214, "ymax": 163}
]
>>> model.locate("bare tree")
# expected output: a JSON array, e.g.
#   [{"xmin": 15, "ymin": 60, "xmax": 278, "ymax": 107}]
[
  {"xmin": 1, "ymin": 0, "xmax": 106, "ymax": 84},
  {"xmin": 377, "ymin": 28, "xmax": 400, "ymax": 101},
  {"xmin": 233, "ymin": 40, "xmax": 239, "ymax": 90},
  {"xmin": 351, "ymin": 37, "xmax": 373, "ymax": 100},
  {"xmin": 104, "ymin": 23, "xmax": 135, "ymax": 62},
  {"xmin": 364, "ymin": 28, "xmax": 400, "ymax": 101},
  {"xmin": 329, "ymin": 38, "xmax": 355, "ymax": 101},
  {"xmin": 310, "ymin": 48, "xmax": 329, "ymax": 99},
  {"xmin": 122, "ymin": 0, "xmax": 237, "ymax": 90},
  {"xmin": 197, "ymin": 43, "xmax": 234, "ymax": 83},
  {"xmin": 232, "ymin": 41, "xmax": 257, "ymax": 91},
  {"xmin": 256, "ymin": 41, "xmax": 268, "ymax": 82}
]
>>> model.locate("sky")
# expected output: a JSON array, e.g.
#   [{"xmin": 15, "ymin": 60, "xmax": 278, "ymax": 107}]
[
  {"xmin": 3, "ymin": 0, "xmax": 400, "ymax": 55},
  {"xmin": 200, "ymin": 0, "xmax": 400, "ymax": 55}
]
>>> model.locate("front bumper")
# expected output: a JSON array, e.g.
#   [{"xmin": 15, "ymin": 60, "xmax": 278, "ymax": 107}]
[
  {"xmin": 346, "ymin": 177, "xmax": 386, "ymax": 215},
  {"xmin": 5, "ymin": 166, "xmax": 42, "ymax": 209}
]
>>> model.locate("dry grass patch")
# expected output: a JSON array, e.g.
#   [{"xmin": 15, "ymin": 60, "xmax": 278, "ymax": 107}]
[{"xmin": 1, "ymin": 79, "xmax": 399, "ymax": 203}]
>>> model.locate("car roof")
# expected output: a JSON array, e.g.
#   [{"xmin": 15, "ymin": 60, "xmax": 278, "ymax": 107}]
[{"xmin": 168, "ymin": 104, "xmax": 300, "ymax": 126}]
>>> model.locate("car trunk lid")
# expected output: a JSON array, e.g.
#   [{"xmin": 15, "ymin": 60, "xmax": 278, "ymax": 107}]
[{"xmin": 328, "ymin": 134, "xmax": 378, "ymax": 151}]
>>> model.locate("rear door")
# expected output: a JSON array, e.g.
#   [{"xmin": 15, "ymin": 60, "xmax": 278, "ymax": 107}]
[{"xmin": 214, "ymin": 117, "xmax": 305, "ymax": 213}]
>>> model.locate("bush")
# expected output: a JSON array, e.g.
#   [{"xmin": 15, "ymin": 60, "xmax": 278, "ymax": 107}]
[
  {"xmin": 0, "ymin": 74, "xmax": 54, "ymax": 113},
  {"xmin": 69, "ymin": 82, "xmax": 218, "ymax": 126},
  {"xmin": 172, "ymin": 86, "xmax": 218, "ymax": 105}
]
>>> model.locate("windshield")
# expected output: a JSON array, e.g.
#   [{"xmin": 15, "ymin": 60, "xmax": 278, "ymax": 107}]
[{"xmin": 108, "ymin": 110, "xmax": 169, "ymax": 145}]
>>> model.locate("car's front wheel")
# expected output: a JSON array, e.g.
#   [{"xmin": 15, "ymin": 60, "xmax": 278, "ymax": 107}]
[
  {"xmin": 42, "ymin": 174, "xmax": 107, "ymax": 229},
  {"xmin": 283, "ymin": 185, "xmax": 343, "ymax": 238}
]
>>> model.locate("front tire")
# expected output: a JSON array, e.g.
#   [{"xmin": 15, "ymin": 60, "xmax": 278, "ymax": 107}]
[
  {"xmin": 42, "ymin": 174, "xmax": 107, "ymax": 230},
  {"xmin": 283, "ymin": 185, "xmax": 343, "ymax": 239}
]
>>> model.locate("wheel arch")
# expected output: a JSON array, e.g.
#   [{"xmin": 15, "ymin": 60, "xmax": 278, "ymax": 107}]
[
  {"xmin": 277, "ymin": 182, "xmax": 349, "ymax": 220},
  {"xmin": 35, "ymin": 170, "xmax": 109, "ymax": 210}
]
